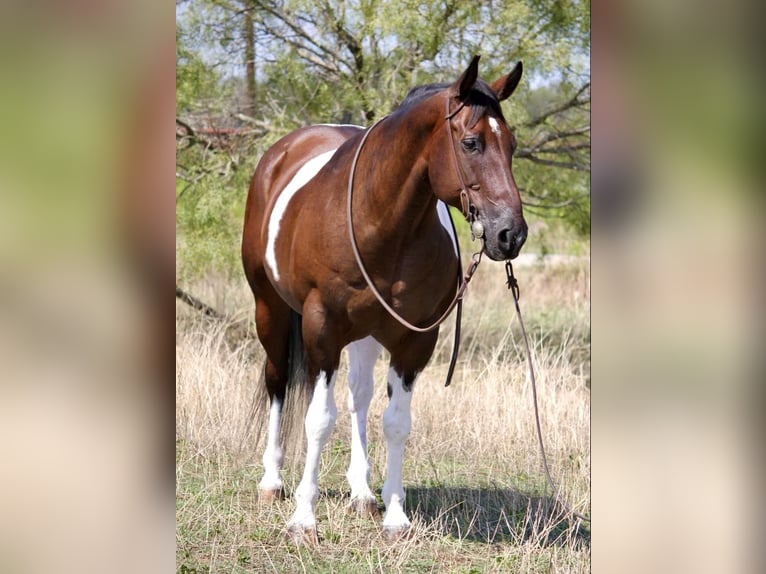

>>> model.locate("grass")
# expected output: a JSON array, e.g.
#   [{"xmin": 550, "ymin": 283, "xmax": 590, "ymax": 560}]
[{"xmin": 176, "ymin": 255, "xmax": 590, "ymax": 573}]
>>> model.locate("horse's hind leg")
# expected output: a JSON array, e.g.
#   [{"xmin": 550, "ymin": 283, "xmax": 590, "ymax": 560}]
[
  {"xmin": 285, "ymin": 293, "xmax": 342, "ymax": 545},
  {"xmin": 345, "ymin": 336, "xmax": 381, "ymax": 517},
  {"xmin": 252, "ymin": 291, "xmax": 292, "ymax": 502},
  {"xmin": 259, "ymin": 369, "xmax": 285, "ymax": 501},
  {"xmin": 286, "ymin": 366, "xmax": 337, "ymax": 545}
]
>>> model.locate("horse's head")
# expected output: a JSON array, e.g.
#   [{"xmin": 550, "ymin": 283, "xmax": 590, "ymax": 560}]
[{"xmin": 429, "ymin": 56, "xmax": 528, "ymax": 261}]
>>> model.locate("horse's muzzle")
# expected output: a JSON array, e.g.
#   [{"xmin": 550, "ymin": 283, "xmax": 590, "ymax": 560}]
[{"xmin": 485, "ymin": 219, "xmax": 527, "ymax": 261}]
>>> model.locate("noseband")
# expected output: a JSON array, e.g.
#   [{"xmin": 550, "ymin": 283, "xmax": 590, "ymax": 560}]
[{"xmin": 345, "ymin": 92, "xmax": 484, "ymax": 336}]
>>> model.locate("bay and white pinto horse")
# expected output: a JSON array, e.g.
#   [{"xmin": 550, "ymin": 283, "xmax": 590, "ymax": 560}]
[{"xmin": 241, "ymin": 56, "xmax": 527, "ymax": 543}]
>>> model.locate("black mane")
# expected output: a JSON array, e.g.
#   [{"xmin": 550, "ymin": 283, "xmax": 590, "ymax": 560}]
[{"xmin": 396, "ymin": 79, "xmax": 505, "ymax": 127}]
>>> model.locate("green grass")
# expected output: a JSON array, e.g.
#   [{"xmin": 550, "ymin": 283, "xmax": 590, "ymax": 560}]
[{"xmin": 176, "ymin": 444, "xmax": 589, "ymax": 573}]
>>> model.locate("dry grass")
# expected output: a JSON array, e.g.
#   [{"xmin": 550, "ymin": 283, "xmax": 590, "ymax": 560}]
[{"xmin": 176, "ymin": 257, "xmax": 590, "ymax": 573}]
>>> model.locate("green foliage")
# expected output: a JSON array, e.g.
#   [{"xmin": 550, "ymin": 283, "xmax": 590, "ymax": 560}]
[
  {"xmin": 176, "ymin": 169, "xmax": 250, "ymax": 280},
  {"xmin": 176, "ymin": 22, "xmax": 222, "ymax": 114}
]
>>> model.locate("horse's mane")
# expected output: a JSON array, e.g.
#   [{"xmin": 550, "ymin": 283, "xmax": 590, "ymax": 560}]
[{"xmin": 396, "ymin": 79, "xmax": 505, "ymax": 128}]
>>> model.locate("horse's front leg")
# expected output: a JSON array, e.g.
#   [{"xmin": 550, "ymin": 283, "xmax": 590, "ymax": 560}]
[
  {"xmin": 381, "ymin": 331, "xmax": 438, "ymax": 539},
  {"xmin": 346, "ymin": 337, "xmax": 381, "ymax": 517},
  {"xmin": 381, "ymin": 365, "xmax": 414, "ymax": 537}
]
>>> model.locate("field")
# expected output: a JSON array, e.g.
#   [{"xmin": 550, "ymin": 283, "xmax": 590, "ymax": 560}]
[{"xmin": 176, "ymin": 254, "xmax": 590, "ymax": 573}]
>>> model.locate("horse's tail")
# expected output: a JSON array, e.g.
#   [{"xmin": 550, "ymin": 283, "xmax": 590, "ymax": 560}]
[
  {"xmin": 279, "ymin": 310, "xmax": 310, "ymax": 460},
  {"xmin": 286, "ymin": 310, "xmax": 307, "ymax": 389}
]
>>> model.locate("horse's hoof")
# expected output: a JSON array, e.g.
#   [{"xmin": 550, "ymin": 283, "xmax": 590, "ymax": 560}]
[
  {"xmin": 348, "ymin": 497, "xmax": 380, "ymax": 518},
  {"xmin": 258, "ymin": 487, "xmax": 285, "ymax": 503},
  {"xmin": 285, "ymin": 524, "xmax": 319, "ymax": 546},
  {"xmin": 381, "ymin": 525, "xmax": 411, "ymax": 542}
]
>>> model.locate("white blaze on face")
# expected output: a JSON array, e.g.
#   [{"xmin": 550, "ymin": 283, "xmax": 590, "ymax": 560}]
[
  {"xmin": 265, "ymin": 149, "xmax": 338, "ymax": 281},
  {"xmin": 488, "ymin": 116, "xmax": 501, "ymax": 137}
]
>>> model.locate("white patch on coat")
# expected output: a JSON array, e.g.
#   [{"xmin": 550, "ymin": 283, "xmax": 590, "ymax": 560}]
[
  {"xmin": 258, "ymin": 397, "xmax": 283, "ymax": 492},
  {"xmin": 436, "ymin": 200, "xmax": 459, "ymax": 256},
  {"xmin": 265, "ymin": 149, "xmax": 337, "ymax": 281},
  {"xmin": 488, "ymin": 116, "xmax": 501, "ymax": 136},
  {"xmin": 381, "ymin": 367, "xmax": 416, "ymax": 530},
  {"xmin": 315, "ymin": 123, "xmax": 364, "ymax": 129}
]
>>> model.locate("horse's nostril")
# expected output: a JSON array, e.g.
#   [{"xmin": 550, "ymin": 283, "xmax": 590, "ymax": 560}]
[
  {"xmin": 497, "ymin": 226, "xmax": 526, "ymax": 257},
  {"xmin": 516, "ymin": 229, "xmax": 527, "ymax": 249},
  {"xmin": 498, "ymin": 228, "xmax": 512, "ymax": 248}
]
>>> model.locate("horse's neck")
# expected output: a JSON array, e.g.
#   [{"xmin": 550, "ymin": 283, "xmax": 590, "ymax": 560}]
[{"xmin": 357, "ymin": 104, "xmax": 442, "ymax": 239}]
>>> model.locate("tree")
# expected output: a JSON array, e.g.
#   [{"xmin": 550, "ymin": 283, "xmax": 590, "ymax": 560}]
[{"xmin": 176, "ymin": 0, "xmax": 590, "ymax": 275}]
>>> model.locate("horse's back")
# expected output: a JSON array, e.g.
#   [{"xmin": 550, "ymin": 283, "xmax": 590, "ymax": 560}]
[{"xmin": 257, "ymin": 124, "xmax": 360, "ymax": 197}]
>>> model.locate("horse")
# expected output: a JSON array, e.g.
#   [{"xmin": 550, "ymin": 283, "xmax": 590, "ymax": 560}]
[{"xmin": 241, "ymin": 55, "xmax": 527, "ymax": 544}]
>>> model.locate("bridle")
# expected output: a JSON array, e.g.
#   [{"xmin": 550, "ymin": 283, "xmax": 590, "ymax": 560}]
[
  {"xmin": 345, "ymin": 92, "xmax": 484, "ymax": 336},
  {"xmin": 444, "ymin": 95, "xmax": 483, "ymax": 239}
]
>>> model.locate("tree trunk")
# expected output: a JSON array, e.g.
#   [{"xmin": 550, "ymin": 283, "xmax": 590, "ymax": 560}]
[{"xmin": 243, "ymin": 1, "xmax": 256, "ymax": 115}]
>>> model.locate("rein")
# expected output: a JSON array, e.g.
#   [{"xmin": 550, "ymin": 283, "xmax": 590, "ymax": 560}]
[
  {"xmin": 345, "ymin": 98, "xmax": 483, "ymax": 336},
  {"xmin": 506, "ymin": 261, "xmax": 591, "ymax": 524}
]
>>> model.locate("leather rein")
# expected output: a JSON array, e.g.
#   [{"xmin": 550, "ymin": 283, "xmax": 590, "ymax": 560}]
[{"xmin": 346, "ymin": 94, "xmax": 482, "ymax": 333}]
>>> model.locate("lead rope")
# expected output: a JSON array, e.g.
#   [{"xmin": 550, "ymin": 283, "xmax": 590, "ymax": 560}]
[{"xmin": 505, "ymin": 261, "xmax": 591, "ymax": 524}]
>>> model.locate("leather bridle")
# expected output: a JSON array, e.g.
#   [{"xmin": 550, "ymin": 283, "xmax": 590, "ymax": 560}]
[
  {"xmin": 444, "ymin": 95, "xmax": 489, "ymax": 242},
  {"xmin": 444, "ymin": 97, "xmax": 476, "ymax": 222}
]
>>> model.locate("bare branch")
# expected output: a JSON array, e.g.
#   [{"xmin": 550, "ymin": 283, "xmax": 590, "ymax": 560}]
[
  {"xmin": 253, "ymin": 0, "xmax": 353, "ymax": 73},
  {"xmin": 522, "ymin": 198, "xmax": 581, "ymax": 209},
  {"xmin": 515, "ymin": 149, "xmax": 590, "ymax": 171},
  {"xmin": 527, "ymin": 125, "xmax": 590, "ymax": 149},
  {"xmin": 534, "ymin": 142, "xmax": 591, "ymax": 155},
  {"xmin": 176, "ymin": 286, "xmax": 225, "ymax": 320},
  {"xmin": 176, "ymin": 117, "xmax": 216, "ymax": 151},
  {"xmin": 521, "ymin": 82, "xmax": 590, "ymax": 129}
]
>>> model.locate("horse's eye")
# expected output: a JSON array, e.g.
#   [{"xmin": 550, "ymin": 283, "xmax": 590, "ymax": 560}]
[{"xmin": 461, "ymin": 137, "xmax": 480, "ymax": 153}]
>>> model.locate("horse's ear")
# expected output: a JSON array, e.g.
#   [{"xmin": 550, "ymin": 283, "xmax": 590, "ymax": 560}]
[
  {"xmin": 452, "ymin": 55, "xmax": 481, "ymax": 101},
  {"xmin": 491, "ymin": 61, "xmax": 523, "ymax": 102}
]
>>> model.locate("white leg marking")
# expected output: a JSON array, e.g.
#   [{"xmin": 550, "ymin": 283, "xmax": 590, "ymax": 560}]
[
  {"xmin": 381, "ymin": 367, "xmax": 415, "ymax": 530},
  {"xmin": 258, "ymin": 397, "xmax": 284, "ymax": 492},
  {"xmin": 488, "ymin": 116, "xmax": 501, "ymax": 136},
  {"xmin": 436, "ymin": 200, "xmax": 459, "ymax": 256},
  {"xmin": 346, "ymin": 337, "xmax": 381, "ymax": 504},
  {"xmin": 265, "ymin": 149, "xmax": 337, "ymax": 281},
  {"xmin": 288, "ymin": 370, "xmax": 338, "ymax": 530}
]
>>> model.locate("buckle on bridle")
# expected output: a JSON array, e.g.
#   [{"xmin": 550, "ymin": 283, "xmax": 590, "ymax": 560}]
[{"xmin": 459, "ymin": 189, "xmax": 470, "ymax": 217}]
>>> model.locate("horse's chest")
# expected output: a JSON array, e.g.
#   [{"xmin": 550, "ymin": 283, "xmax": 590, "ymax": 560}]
[{"xmin": 392, "ymin": 249, "xmax": 456, "ymax": 299}]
